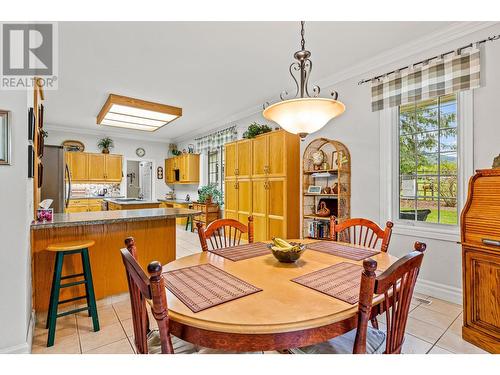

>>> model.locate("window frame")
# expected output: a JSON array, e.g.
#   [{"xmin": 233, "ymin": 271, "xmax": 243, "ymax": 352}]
[
  {"xmin": 207, "ymin": 147, "xmax": 225, "ymax": 203},
  {"xmin": 379, "ymin": 90, "xmax": 473, "ymax": 241}
]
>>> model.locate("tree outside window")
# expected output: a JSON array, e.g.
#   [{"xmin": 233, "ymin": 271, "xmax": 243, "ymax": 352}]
[{"xmin": 398, "ymin": 94, "xmax": 458, "ymax": 225}]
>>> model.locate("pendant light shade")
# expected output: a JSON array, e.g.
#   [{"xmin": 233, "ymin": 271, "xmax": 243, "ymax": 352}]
[
  {"xmin": 263, "ymin": 98, "xmax": 345, "ymax": 138},
  {"xmin": 263, "ymin": 22, "xmax": 345, "ymax": 138}
]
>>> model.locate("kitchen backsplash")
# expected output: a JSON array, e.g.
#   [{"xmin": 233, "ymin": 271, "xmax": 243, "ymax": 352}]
[{"xmin": 71, "ymin": 183, "xmax": 122, "ymax": 197}]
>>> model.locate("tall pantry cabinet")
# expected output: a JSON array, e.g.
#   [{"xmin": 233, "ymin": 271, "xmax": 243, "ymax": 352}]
[{"xmin": 224, "ymin": 130, "xmax": 300, "ymax": 241}]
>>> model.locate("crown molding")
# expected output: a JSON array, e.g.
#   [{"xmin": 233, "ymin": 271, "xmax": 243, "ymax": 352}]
[
  {"xmin": 45, "ymin": 123, "xmax": 171, "ymax": 144},
  {"xmin": 173, "ymin": 21, "xmax": 498, "ymax": 143}
]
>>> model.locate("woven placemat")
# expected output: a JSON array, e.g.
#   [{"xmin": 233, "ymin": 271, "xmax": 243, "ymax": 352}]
[
  {"xmin": 307, "ymin": 241, "xmax": 380, "ymax": 261},
  {"xmin": 291, "ymin": 262, "xmax": 381, "ymax": 304},
  {"xmin": 163, "ymin": 263, "xmax": 262, "ymax": 313},
  {"xmin": 208, "ymin": 242, "xmax": 271, "ymax": 262}
]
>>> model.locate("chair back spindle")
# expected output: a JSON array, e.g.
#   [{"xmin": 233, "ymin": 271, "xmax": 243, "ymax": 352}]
[
  {"xmin": 197, "ymin": 216, "xmax": 254, "ymax": 251},
  {"xmin": 332, "ymin": 218, "xmax": 393, "ymax": 252},
  {"xmin": 120, "ymin": 237, "xmax": 174, "ymax": 354},
  {"xmin": 353, "ymin": 241, "xmax": 427, "ymax": 354}
]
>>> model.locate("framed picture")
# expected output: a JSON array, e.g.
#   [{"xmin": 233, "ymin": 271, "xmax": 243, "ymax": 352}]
[
  {"xmin": 38, "ymin": 104, "xmax": 44, "ymax": 129},
  {"xmin": 307, "ymin": 185, "xmax": 322, "ymax": 194},
  {"xmin": 28, "ymin": 145, "xmax": 34, "ymax": 178},
  {"xmin": 28, "ymin": 108, "xmax": 35, "ymax": 142},
  {"xmin": 0, "ymin": 110, "xmax": 11, "ymax": 165}
]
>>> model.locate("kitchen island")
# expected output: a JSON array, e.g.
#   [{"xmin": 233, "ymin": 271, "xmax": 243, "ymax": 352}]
[
  {"xmin": 31, "ymin": 207, "xmax": 200, "ymax": 311},
  {"xmin": 104, "ymin": 198, "xmax": 162, "ymax": 210}
]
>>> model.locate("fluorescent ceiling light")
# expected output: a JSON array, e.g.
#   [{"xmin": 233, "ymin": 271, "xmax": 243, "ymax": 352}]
[{"xmin": 97, "ymin": 94, "xmax": 182, "ymax": 132}]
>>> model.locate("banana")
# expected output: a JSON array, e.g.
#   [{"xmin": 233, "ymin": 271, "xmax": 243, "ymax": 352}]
[
  {"xmin": 273, "ymin": 237, "xmax": 291, "ymax": 248},
  {"xmin": 271, "ymin": 245, "xmax": 293, "ymax": 252}
]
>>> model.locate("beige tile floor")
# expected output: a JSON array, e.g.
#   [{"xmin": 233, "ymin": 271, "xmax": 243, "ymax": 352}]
[{"xmin": 32, "ymin": 226, "xmax": 488, "ymax": 354}]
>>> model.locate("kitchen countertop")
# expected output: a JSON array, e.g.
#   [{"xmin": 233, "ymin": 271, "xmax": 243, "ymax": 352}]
[
  {"xmin": 70, "ymin": 196, "xmax": 124, "ymax": 200},
  {"xmin": 104, "ymin": 198, "xmax": 161, "ymax": 205},
  {"xmin": 157, "ymin": 198, "xmax": 194, "ymax": 205},
  {"xmin": 31, "ymin": 207, "xmax": 202, "ymax": 229}
]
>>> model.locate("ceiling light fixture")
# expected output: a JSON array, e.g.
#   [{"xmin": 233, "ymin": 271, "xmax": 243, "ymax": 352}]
[
  {"xmin": 263, "ymin": 21, "xmax": 345, "ymax": 139},
  {"xmin": 97, "ymin": 94, "xmax": 182, "ymax": 132}
]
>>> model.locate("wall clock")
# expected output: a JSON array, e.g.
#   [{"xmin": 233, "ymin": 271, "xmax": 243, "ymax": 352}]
[{"xmin": 136, "ymin": 147, "xmax": 145, "ymax": 157}]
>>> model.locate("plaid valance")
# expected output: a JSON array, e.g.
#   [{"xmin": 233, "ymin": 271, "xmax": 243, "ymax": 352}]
[
  {"xmin": 371, "ymin": 48, "xmax": 480, "ymax": 112},
  {"xmin": 195, "ymin": 125, "xmax": 238, "ymax": 153}
]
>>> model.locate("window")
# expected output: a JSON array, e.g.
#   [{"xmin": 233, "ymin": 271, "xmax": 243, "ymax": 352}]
[
  {"xmin": 398, "ymin": 94, "xmax": 458, "ymax": 225},
  {"xmin": 207, "ymin": 148, "xmax": 225, "ymax": 201}
]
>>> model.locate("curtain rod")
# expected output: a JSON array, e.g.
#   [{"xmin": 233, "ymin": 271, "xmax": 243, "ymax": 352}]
[
  {"xmin": 194, "ymin": 124, "xmax": 236, "ymax": 141},
  {"xmin": 358, "ymin": 34, "xmax": 500, "ymax": 85}
]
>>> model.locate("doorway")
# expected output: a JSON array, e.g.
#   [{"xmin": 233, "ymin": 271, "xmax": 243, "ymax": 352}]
[{"xmin": 126, "ymin": 160, "xmax": 153, "ymax": 200}]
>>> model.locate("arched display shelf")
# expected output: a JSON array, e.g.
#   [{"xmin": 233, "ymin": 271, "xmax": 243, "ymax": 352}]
[{"xmin": 302, "ymin": 138, "xmax": 351, "ymax": 240}]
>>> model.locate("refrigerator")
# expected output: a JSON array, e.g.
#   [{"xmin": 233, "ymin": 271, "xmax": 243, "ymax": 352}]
[{"xmin": 40, "ymin": 145, "xmax": 71, "ymax": 213}]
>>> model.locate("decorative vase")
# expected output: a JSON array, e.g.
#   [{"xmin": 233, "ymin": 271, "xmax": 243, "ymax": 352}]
[
  {"xmin": 332, "ymin": 182, "xmax": 339, "ymax": 194},
  {"xmin": 102, "ymin": 148, "xmax": 110, "ymax": 154},
  {"xmin": 316, "ymin": 201, "xmax": 331, "ymax": 217},
  {"xmin": 205, "ymin": 195, "xmax": 213, "ymax": 204}
]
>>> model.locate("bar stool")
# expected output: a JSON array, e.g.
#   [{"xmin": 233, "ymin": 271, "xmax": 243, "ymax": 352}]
[
  {"xmin": 185, "ymin": 203, "xmax": 194, "ymax": 231},
  {"xmin": 45, "ymin": 240, "xmax": 100, "ymax": 347}
]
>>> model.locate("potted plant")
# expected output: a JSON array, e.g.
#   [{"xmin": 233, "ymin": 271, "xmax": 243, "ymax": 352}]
[
  {"xmin": 198, "ymin": 184, "xmax": 222, "ymax": 205},
  {"xmin": 97, "ymin": 137, "xmax": 114, "ymax": 154},
  {"xmin": 242, "ymin": 122, "xmax": 273, "ymax": 139}
]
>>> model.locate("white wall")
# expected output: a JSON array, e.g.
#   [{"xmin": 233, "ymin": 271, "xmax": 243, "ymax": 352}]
[
  {"xmin": 175, "ymin": 23, "xmax": 500, "ymax": 304},
  {"xmin": 45, "ymin": 128, "xmax": 173, "ymax": 199},
  {"xmin": 0, "ymin": 90, "xmax": 33, "ymax": 353}
]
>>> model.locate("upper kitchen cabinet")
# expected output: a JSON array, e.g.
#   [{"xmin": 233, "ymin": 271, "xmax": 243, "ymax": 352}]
[
  {"xmin": 224, "ymin": 139, "xmax": 252, "ymax": 180},
  {"xmin": 65, "ymin": 152, "xmax": 89, "ymax": 181},
  {"xmin": 105, "ymin": 154, "xmax": 123, "ymax": 181},
  {"xmin": 164, "ymin": 153, "xmax": 200, "ymax": 184},
  {"xmin": 252, "ymin": 130, "xmax": 287, "ymax": 177},
  {"xmin": 66, "ymin": 152, "xmax": 122, "ymax": 183}
]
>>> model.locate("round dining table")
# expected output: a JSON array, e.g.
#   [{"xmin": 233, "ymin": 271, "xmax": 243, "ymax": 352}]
[{"xmin": 162, "ymin": 239, "xmax": 398, "ymax": 352}]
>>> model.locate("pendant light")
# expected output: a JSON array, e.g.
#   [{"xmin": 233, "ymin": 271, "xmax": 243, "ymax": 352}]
[{"xmin": 263, "ymin": 21, "xmax": 345, "ymax": 139}]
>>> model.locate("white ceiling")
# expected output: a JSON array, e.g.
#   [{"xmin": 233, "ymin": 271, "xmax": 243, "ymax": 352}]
[{"xmin": 46, "ymin": 21, "xmax": 456, "ymax": 142}]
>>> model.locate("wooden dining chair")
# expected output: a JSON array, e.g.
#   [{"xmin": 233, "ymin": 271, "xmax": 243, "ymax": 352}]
[
  {"xmin": 291, "ymin": 241, "xmax": 427, "ymax": 354},
  {"xmin": 120, "ymin": 237, "xmax": 198, "ymax": 354},
  {"xmin": 197, "ymin": 216, "xmax": 254, "ymax": 251},
  {"xmin": 330, "ymin": 218, "xmax": 394, "ymax": 252}
]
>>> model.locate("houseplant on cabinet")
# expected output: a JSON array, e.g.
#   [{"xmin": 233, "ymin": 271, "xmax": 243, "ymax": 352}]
[
  {"xmin": 198, "ymin": 184, "xmax": 222, "ymax": 205},
  {"xmin": 97, "ymin": 137, "xmax": 114, "ymax": 154},
  {"xmin": 242, "ymin": 122, "xmax": 272, "ymax": 139}
]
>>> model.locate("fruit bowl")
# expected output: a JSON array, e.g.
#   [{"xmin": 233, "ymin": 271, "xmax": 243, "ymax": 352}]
[{"xmin": 268, "ymin": 242, "xmax": 306, "ymax": 263}]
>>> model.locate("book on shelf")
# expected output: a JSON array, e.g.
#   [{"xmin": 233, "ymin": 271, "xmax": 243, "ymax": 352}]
[{"xmin": 307, "ymin": 220, "xmax": 330, "ymax": 240}]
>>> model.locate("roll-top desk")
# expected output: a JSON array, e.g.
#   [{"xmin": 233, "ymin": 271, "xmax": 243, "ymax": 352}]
[{"xmin": 461, "ymin": 169, "xmax": 500, "ymax": 353}]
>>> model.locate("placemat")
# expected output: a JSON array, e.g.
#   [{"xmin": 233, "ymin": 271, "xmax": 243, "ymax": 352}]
[
  {"xmin": 307, "ymin": 241, "xmax": 380, "ymax": 261},
  {"xmin": 291, "ymin": 262, "xmax": 381, "ymax": 304},
  {"xmin": 208, "ymin": 242, "xmax": 271, "ymax": 262},
  {"xmin": 163, "ymin": 263, "xmax": 262, "ymax": 313}
]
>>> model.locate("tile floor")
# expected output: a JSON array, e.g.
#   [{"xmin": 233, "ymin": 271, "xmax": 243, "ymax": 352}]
[{"xmin": 32, "ymin": 226, "xmax": 488, "ymax": 354}]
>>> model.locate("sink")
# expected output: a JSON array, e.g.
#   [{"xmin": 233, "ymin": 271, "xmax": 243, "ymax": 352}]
[{"xmin": 114, "ymin": 198, "xmax": 141, "ymax": 202}]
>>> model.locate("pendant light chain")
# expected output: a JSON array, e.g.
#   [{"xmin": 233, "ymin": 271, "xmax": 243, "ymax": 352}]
[{"xmin": 300, "ymin": 21, "xmax": 306, "ymax": 51}]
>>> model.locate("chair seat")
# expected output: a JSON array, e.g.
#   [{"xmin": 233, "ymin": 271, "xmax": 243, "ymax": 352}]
[
  {"xmin": 147, "ymin": 330, "xmax": 199, "ymax": 354},
  {"xmin": 46, "ymin": 240, "xmax": 95, "ymax": 251},
  {"xmin": 290, "ymin": 326, "xmax": 386, "ymax": 354}
]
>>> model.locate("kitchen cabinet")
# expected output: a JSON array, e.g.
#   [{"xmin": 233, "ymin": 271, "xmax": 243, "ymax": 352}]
[
  {"xmin": 461, "ymin": 169, "xmax": 500, "ymax": 353},
  {"xmin": 164, "ymin": 154, "xmax": 200, "ymax": 184},
  {"xmin": 165, "ymin": 158, "xmax": 175, "ymax": 183},
  {"xmin": 67, "ymin": 152, "xmax": 122, "ymax": 183},
  {"xmin": 105, "ymin": 154, "xmax": 123, "ymax": 181},
  {"xmin": 224, "ymin": 130, "xmax": 300, "ymax": 241},
  {"xmin": 65, "ymin": 152, "xmax": 89, "ymax": 181},
  {"xmin": 88, "ymin": 153, "xmax": 107, "ymax": 181},
  {"xmin": 65, "ymin": 198, "xmax": 103, "ymax": 213}
]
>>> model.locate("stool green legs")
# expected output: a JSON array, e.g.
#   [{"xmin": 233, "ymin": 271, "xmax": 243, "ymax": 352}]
[
  {"xmin": 45, "ymin": 240, "xmax": 99, "ymax": 347},
  {"xmin": 185, "ymin": 214, "xmax": 193, "ymax": 231}
]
